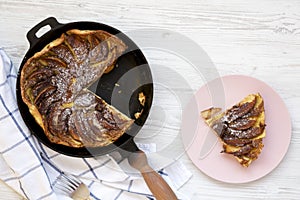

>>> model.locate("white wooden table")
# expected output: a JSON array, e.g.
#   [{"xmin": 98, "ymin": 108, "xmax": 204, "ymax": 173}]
[{"xmin": 1, "ymin": 0, "xmax": 299, "ymax": 199}]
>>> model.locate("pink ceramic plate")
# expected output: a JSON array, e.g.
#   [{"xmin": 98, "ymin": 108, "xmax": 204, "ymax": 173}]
[{"xmin": 182, "ymin": 75, "xmax": 292, "ymax": 183}]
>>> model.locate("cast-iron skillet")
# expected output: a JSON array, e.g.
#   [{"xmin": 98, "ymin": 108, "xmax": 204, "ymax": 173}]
[{"xmin": 16, "ymin": 17, "xmax": 177, "ymax": 199}]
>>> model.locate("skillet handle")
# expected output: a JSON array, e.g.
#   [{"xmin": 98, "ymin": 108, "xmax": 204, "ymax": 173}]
[
  {"xmin": 27, "ymin": 17, "xmax": 62, "ymax": 48},
  {"xmin": 128, "ymin": 151, "xmax": 178, "ymax": 200}
]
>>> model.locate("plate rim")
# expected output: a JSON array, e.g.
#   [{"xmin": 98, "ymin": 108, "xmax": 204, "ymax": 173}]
[{"xmin": 182, "ymin": 74, "xmax": 292, "ymax": 183}]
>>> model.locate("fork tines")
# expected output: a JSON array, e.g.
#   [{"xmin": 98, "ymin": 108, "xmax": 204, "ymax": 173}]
[{"xmin": 54, "ymin": 173, "xmax": 82, "ymax": 195}]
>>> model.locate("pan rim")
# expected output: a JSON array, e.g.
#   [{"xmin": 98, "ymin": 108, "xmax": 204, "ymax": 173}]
[{"xmin": 16, "ymin": 18, "xmax": 153, "ymax": 157}]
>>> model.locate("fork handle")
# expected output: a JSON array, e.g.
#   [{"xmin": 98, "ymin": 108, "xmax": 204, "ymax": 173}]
[
  {"xmin": 71, "ymin": 184, "xmax": 91, "ymax": 200},
  {"xmin": 128, "ymin": 151, "xmax": 178, "ymax": 200}
]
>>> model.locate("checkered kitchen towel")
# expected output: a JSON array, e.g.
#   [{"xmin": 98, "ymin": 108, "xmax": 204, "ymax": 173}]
[{"xmin": 0, "ymin": 49, "xmax": 192, "ymax": 200}]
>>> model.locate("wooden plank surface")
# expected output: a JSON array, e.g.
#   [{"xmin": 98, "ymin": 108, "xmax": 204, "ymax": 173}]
[{"xmin": 0, "ymin": 0, "xmax": 299, "ymax": 199}]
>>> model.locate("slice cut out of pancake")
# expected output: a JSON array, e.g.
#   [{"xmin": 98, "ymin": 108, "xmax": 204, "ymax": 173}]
[{"xmin": 201, "ymin": 93, "xmax": 266, "ymax": 167}]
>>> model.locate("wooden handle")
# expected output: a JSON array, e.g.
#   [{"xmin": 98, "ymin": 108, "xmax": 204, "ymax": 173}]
[{"xmin": 128, "ymin": 151, "xmax": 178, "ymax": 200}]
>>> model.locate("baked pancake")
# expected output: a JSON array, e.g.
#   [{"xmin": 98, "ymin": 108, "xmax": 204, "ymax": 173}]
[
  {"xmin": 20, "ymin": 29, "xmax": 134, "ymax": 148},
  {"xmin": 201, "ymin": 93, "xmax": 266, "ymax": 167}
]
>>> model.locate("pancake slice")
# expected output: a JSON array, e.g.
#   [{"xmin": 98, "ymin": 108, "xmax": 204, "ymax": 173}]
[{"xmin": 201, "ymin": 93, "xmax": 266, "ymax": 167}]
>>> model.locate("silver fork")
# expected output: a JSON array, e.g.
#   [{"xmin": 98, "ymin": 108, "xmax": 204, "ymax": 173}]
[
  {"xmin": 53, "ymin": 172, "xmax": 91, "ymax": 200},
  {"xmin": 32, "ymin": 137, "xmax": 91, "ymax": 200}
]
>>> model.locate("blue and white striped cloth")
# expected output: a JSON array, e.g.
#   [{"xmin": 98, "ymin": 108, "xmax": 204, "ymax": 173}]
[{"xmin": 0, "ymin": 49, "xmax": 191, "ymax": 200}]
